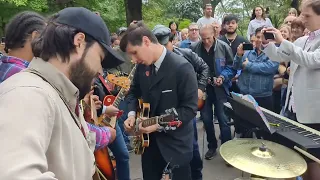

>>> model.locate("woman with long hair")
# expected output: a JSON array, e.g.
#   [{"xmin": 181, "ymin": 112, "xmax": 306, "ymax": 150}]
[
  {"xmin": 247, "ymin": 6, "xmax": 273, "ymax": 40},
  {"xmin": 168, "ymin": 21, "xmax": 182, "ymax": 44}
]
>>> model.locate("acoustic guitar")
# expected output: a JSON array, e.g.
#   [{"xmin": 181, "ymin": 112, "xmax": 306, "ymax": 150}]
[
  {"xmin": 133, "ymin": 100, "xmax": 181, "ymax": 155},
  {"xmin": 81, "ymin": 95, "xmax": 116, "ymax": 180}
]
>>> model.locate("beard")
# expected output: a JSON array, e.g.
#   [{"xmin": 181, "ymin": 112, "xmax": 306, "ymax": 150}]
[
  {"xmin": 226, "ymin": 29, "xmax": 237, "ymax": 35},
  {"xmin": 69, "ymin": 55, "xmax": 97, "ymax": 100}
]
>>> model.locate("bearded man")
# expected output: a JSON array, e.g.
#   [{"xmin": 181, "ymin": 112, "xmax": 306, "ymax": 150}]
[{"xmin": 0, "ymin": 7, "xmax": 124, "ymax": 180}]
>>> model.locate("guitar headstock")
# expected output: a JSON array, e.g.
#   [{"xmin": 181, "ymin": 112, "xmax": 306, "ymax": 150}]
[
  {"xmin": 164, "ymin": 108, "xmax": 179, "ymax": 120},
  {"xmin": 159, "ymin": 108, "xmax": 181, "ymax": 131},
  {"xmin": 106, "ymin": 74, "xmax": 130, "ymax": 90}
]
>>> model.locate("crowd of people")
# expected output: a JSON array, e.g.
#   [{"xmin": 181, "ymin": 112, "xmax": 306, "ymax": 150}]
[{"xmin": 0, "ymin": 0, "xmax": 320, "ymax": 180}]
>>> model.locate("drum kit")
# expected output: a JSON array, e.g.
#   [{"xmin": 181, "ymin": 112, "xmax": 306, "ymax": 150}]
[{"xmin": 219, "ymin": 138, "xmax": 308, "ymax": 180}]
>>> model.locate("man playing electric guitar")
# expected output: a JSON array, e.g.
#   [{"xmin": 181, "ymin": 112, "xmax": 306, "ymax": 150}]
[
  {"xmin": 122, "ymin": 21, "xmax": 198, "ymax": 180},
  {"xmin": 152, "ymin": 25, "xmax": 209, "ymax": 180}
]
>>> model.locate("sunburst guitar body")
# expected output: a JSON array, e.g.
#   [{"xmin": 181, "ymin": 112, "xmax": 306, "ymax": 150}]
[
  {"xmin": 81, "ymin": 96, "xmax": 116, "ymax": 180},
  {"xmin": 133, "ymin": 99, "xmax": 151, "ymax": 155}
]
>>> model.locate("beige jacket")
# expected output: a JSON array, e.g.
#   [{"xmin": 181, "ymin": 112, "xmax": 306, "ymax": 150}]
[
  {"xmin": 0, "ymin": 58, "xmax": 96, "ymax": 179},
  {"xmin": 263, "ymin": 36, "xmax": 320, "ymax": 124}
]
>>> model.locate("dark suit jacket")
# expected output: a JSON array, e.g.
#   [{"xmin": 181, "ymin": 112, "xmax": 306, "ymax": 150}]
[{"xmin": 127, "ymin": 50, "xmax": 198, "ymax": 166}]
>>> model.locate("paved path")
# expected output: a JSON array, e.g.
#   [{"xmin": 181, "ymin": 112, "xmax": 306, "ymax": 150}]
[{"xmin": 128, "ymin": 121, "xmax": 245, "ymax": 180}]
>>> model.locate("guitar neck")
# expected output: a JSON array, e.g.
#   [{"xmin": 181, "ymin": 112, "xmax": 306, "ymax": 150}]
[
  {"xmin": 108, "ymin": 65, "xmax": 137, "ymax": 128},
  {"xmin": 141, "ymin": 117, "xmax": 159, "ymax": 128},
  {"xmin": 111, "ymin": 65, "xmax": 137, "ymax": 108}
]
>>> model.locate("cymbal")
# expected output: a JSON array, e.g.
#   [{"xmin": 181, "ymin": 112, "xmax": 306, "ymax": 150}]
[
  {"xmin": 220, "ymin": 138, "xmax": 307, "ymax": 179},
  {"xmin": 234, "ymin": 178, "xmax": 266, "ymax": 180}
]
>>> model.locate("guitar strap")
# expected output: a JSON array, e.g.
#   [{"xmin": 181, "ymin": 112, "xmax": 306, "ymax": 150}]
[
  {"xmin": 24, "ymin": 68, "xmax": 102, "ymax": 179},
  {"xmin": 98, "ymin": 74, "xmax": 113, "ymax": 95},
  {"xmin": 24, "ymin": 68, "xmax": 83, "ymax": 132}
]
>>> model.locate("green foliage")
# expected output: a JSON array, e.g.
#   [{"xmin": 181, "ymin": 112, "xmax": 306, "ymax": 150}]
[{"xmin": 216, "ymin": 0, "xmax": 292, "ymax": 38}]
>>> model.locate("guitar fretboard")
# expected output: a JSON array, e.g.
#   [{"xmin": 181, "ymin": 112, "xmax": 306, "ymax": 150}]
[
  {"xmin": 112, "ymin": 64, "xmax": 137, "ymax": 108},
  {"xmin": 142, "ymin": 118, "xmax": 158, "ymax": 128},
  {"xmin": 108, "ymin": 65, "xmax": 137, "ymax": 128}
]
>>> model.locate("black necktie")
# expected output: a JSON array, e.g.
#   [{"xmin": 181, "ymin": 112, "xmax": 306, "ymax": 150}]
[{"xmin": 151, "ymin": 64, "xmax": 156, "ymax": 76}]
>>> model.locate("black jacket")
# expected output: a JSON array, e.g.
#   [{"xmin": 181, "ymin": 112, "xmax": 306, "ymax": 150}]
[
  {"xmin": 190, "ymin": 39, "xmax": 236, "ymax": 98},
  {"xmin": 173, "ymin": 47, "xmax": 209, "ymax": 91},
  {"xmin": 127, "ymin": 51, "xmax": 198, "ymax": 166}
]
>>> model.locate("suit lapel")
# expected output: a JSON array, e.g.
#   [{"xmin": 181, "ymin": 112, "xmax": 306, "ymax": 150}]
[
  {"xmin": 149, "ymin": 53, "xmax": 170, "ymax": 90},
  {"xmin": 309, "ymin": 35, "xmax": 320, "ymax": 51},
  {"xmin": 294, "ymin": 35, "xmax": 320, "ymax": 73}
]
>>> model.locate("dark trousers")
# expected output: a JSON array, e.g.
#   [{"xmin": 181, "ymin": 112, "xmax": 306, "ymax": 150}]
[
  {"xmin": 283, "ymin": 107, "xmax": 297, "ymax": 121},
  {"xmin": 202, "ymin": 86, "xmax": 231, "ymax": 150},
  {"xmin": 190, "ymin": 117, "xmax": 203, "ymax": 180},
  {"xmin": 141, "ymin": 135, "xmax": 192, "ymax": 180},
  {"xmin": 108, "ymin": 123, "xmax": 130, "ymax": 180},
  {"xmin": 254, "ymin": 95, "xmax": 274, "ymax": 112}
]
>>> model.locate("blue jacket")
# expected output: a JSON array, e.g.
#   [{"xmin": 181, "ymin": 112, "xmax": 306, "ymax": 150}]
[
  {"xmin": 234, "ymin": 49, "xmax": 279, "ymax": 97},
  {"xmin": 180, "ymin": 39, "xmax": 192, "ymax": 49}
]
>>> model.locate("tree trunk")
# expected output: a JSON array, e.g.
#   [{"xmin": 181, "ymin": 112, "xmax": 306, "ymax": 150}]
[
  {"xmin": 124, "ymin": 0, "xmax": 142, "ymax": 26},
  {"xmin": 291, "ymin": 0, "xmax": 300, "ymax": 15}
]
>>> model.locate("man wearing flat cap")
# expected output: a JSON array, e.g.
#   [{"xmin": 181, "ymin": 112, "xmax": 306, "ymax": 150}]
[
  {"xmin": 0, "ymin": 7, "xmax": 124, "ymax": 180},
  {"xmin": 152, "ymin": 24, "xmax": 210, "ymax": 180}
]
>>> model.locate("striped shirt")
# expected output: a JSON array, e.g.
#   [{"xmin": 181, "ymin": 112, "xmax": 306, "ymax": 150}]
[{"xmin": 0, "ymin": 55, "xmax": 111, "ymax": 150}]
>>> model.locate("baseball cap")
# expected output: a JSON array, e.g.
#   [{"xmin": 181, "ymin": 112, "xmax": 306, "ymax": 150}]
[
  {"xmin": 55, "ymin": 7, "xmax": 124, "ymax": 69},
  {"xmin": 152, "ymin": 25, "xmax": 171, "ymax": 45}
]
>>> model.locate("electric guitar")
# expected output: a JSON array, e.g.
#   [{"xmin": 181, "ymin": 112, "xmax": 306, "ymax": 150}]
[
  {"xmin": 133, "ymin": 100, "xmax": 181, "ymax": 155},
  {"xmin": 106, "ymin": 73, "xmax": 130, "ymax": 91},
  {"xmin": 81, "ymin": 96, "xmax": 116, "ymax": 180},
  {"xmin": 100, "ymin": 64, "xmax": 137, "ymax": 128},
  {"xmin": 197, "ymin": 77, "xmax": 219, "ymax": 111}
]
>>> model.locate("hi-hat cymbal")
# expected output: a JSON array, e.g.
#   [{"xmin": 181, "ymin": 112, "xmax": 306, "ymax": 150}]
[{"xmin": 220, "ymin": 138, "xmax": 307, "ymax": 179}]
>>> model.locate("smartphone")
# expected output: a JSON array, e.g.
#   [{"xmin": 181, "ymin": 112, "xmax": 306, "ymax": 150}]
[
  {"xmin": 1, "ymin": 37, "xmax": 4, "ymax": 44},
  {"xmin": 243, "ymin": 43, "xmax": 254, "ymax": 50},
  {"xmin": 263, "ymin": 32, "xmax": 275, "ymax": 40}
]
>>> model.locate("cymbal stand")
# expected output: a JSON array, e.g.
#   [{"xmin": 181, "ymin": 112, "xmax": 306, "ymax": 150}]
[{"xmin": 161, "ymin": 162, "xmax": 178, "ymax": 180}]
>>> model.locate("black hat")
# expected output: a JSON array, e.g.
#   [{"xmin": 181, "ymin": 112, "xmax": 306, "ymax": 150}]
[{"xmin": 56, "ymin": 7, "xmax": 124, "ymax": 69}]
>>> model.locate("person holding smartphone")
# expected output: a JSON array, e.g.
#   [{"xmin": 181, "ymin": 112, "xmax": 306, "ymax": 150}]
[
  {"xmin": 234, "ymin": 26, "xmax": 279, "ymax": 111},
  {"xmin": 262, "ymin": 1, "xmax": 320, "ymax": 179}
]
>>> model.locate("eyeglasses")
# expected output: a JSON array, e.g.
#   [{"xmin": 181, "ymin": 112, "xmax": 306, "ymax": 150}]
[{"xmin": 189, "ymin": 29, "xmax": 199, "ymax": 32}]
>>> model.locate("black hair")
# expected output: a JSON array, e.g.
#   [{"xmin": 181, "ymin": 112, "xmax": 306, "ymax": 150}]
[
  {"xmin": 255, "ymin": 26, "xmax": 264, "ymax": 35},
  {"xmin": 32, "ymin": 13, "xmax": 95, "ymax": 63},
  {"xmin": 223, "ymin": 14, "xmax": 239, "ymax": 24},
  {"xmin": 4, "ymin": 11, "xmax": 46, "ymax": 53},
  {"xmin": 250, "ymin": 6, "xmax": 266, "ymax": 21},
  {"xmin": 119, "ymin": 21, "xmax": 158, "ymax": 52},
  {"xmin": 169, "ymin": 21, "xmax": 179, "ymax": 31},
  {"xmin": 168, "ymin": 33, "xmax": 175, "ymax": 43},
  {"xmin": 203, "ymin": 3, "xmax": 212, "ymax": 9}
]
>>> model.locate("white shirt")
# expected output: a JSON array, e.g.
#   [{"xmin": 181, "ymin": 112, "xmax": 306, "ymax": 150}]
[
  {"xmin": 128, "ymin": 46, "xmax": 167, "ymax": 117},
  {"xmin": 197, "ymin": 16, "xmax": 220, "ymax": 28}
]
